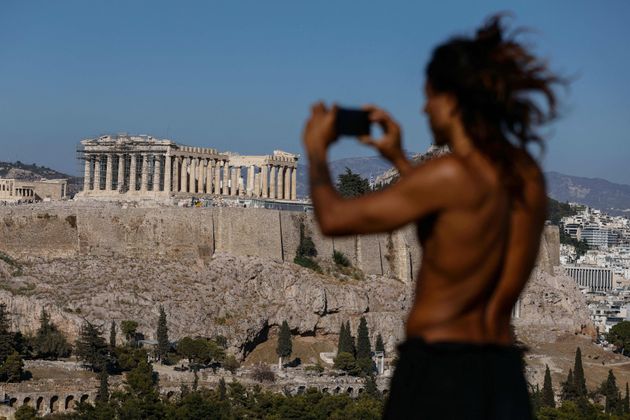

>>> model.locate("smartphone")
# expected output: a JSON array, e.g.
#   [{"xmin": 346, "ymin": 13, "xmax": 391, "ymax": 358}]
[{"xmin": 336, "ymin": 108, "xmax": 370, "ymax": 137}]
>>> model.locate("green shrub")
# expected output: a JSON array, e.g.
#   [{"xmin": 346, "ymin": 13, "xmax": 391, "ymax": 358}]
[{"xmin": 333, "ymin": 250, "xmax": 351, "ymax": 267}]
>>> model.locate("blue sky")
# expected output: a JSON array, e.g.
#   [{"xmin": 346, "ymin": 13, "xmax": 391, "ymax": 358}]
[{"xmin": 1, "ymin": 1, "xmax": 629, "ymax": 184}]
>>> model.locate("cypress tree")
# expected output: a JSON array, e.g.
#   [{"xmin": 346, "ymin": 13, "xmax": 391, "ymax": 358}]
[
  {"xmin": 0, "ymin": 303, "xmax": 15, "ymax": 364},
  {"xmin": 356, "ymin": 317, "xmax": 371, "ymax": 360},
  {"xmin": 603, "ymin": 369, "xmax": 620, "ymax": 414},
  {"xmin": 364, "ymin": 375, "xmax": 380, "ymax": 398},
  {"xmin": 624, "ymin": 382, "xmax": 629, "ymax": 414},
  {"xmin": 97, "ymin": 370, "xmax": 109, "ymax": 403},
  {"xmin": 346, "ymin": 321, "xmax": 356, "ymax": 356},
  {"xmin": 561, "ymin": 369, "xmax": 576, "ymax": 401},
  {"xmin": 276, "ymin": 320, "xmax": 292, "ymax": 369},
  {"xmin": 375, "ymin": 333, "xmax": 385, "ymax": 354},
  {"xmin": 156, "ymin": 306, "xmax": 170, "ymax": 361},
  {"xmin": 218, "ymin": 377, "xmax": 227, "ymax": 400},
  {"xmin": 337, "ymin": 323, "xmax": 347, "ymax": 355},
  {"xmin": 542, "ymin": 364, "xmax": 555, "ymax": 408},
  {"xmin": 109, "ymin": 321, "xmax": 117, "ymax": 349},
  {"xmin": 573, "ymin": 347, "xmax": 587, "ymax": 397}
]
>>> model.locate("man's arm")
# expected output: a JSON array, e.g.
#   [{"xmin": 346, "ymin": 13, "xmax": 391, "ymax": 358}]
[{"xmin": 309, "ymin": 150, "xmax": 466, "ymax": 236}]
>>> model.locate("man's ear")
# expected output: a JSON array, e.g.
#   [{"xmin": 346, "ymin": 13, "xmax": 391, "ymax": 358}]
[{"xmin": 447, "ymin": 93, "xmax": 460, "ymax": 118}]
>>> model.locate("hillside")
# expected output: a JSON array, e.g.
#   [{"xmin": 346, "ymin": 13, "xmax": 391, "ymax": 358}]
[
  {"xmin": 0, "ymin": 161, "xmax": 82, "ymax": 196},
  {"xmin": 546, "ymin": 171, "xmax": 630, "ymax": 215}
]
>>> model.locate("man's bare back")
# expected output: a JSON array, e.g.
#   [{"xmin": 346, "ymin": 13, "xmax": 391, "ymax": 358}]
[{"xmin": 406, "ymin": 149, "xmax": 547, "ymax": 345}]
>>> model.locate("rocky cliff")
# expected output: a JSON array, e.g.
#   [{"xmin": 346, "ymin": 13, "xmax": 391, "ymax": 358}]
[
  {"xmin": 0, "ymin": 253, "xmax": 410, "ymax": 357},
  {"xmin": 0, "ymin": 204, "xmax": 593, "ymax": 360}
]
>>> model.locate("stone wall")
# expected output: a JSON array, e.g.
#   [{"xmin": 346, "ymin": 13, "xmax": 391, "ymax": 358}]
[{"xmin": 0, "ymin": 203, "xmax": 422, "ymax": 283}]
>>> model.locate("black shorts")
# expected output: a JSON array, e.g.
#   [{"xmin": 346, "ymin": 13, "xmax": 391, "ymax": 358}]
[{"xmin": 383, "ymin": 337, "xmax": 532, "ymax": 420}]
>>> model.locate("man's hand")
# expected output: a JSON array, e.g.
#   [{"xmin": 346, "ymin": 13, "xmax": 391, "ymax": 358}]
[
  {"xmin": 359, "ymin": 105, "xmax": 412, "ymax": 176},
  {"xmin": 303, "ymin": 102, "xmax": 338, "ymax": 155}
]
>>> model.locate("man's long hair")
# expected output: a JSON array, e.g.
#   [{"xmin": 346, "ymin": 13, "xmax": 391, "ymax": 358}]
[{"xmin": 426, "ymin": 14, "xmax": 564, "ymax": 197}]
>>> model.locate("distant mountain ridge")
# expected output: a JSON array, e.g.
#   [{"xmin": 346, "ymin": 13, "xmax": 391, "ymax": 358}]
[
  {"xmin": 545, "ymin": 171, "xmax": 630, "ymax": 215},
  {"xmin": 298, "ymin": 156, "xmax": 630, "ymax": 216}
]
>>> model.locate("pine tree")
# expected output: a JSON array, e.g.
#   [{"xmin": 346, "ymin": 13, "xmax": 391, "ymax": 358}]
[
  {"xmin": 121, "ymin": 320, "xmax": 139, "ymax": 347},
  {"xmin": 624, "ymin": 382, "xmax": 629, "ymax": 414},
  {"xmin": 336, "ymin": 168, "xmax": 371, "ymax": 198},
  {"xmin": 1, "ymin": 351, "xmax": 24, "ymax": 382},
  {"xmin": 157, "ymin": 306, "xmax": 170, "ymax": 361},
  {"xmin": 97, "ymin": 370, "xmax": 109, "ymax": 403},
  {"xmin": 375, "ymin": 334, "xmax": 385, "ymax": 354},
  {"xmin": 0, "ymin": 303, "xmax": 15, "ymax": 364},
  {"xmin": 34, "ymin": 309, "xmax": 71, "ymax": 360},
  {"xmin": 75, "ymin": 320, "xmax": 109, "ymax": 372},
  {"xmin": 125, "ymin": 359, "xmax": 159, "ymax": 401},
  {"xmin": 356, "ymin": 317, "xmax": 372, "ymax": 360},
  {"xmin": 542, "ymin": 364, "xmax": 555, "ymax": 408},
  {"xmin": 573, "ymin": 347, "xmax": 587, "ymax": 397},
  {"xmin": 276, "ymin": 320, "xmax": 292, "ymax": 369},
  {"xmin": 109, "ymin": 321, "xmax": 117, "ymax": 349}
]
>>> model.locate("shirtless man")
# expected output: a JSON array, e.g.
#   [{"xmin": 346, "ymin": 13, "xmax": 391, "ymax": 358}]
[{"xmin": 303, "ymin": 16, "xmax": 561, "ymax": 419}]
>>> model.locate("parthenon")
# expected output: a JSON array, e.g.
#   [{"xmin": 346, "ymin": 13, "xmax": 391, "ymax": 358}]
[{"xmin": 77, "ymin": 134, "xmax": 299, "ymax": 200}]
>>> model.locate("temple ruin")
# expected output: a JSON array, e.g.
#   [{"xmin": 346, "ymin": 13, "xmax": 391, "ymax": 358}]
[
  {"xmin": 0, "ymin": 178, "xmax": 67, "ymax": 203},
  {"xmin": 77, "ymin": 134, "xmax": 299, "ymax": 200}
]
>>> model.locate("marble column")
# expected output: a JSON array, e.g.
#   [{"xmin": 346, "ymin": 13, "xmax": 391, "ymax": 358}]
[
  {"xmin": 94, "ymin": 155, "xmax": 102, "ymax": 191},
  {"xmin": 230, "ymin": 166, "xmax": 238, "ymax": 196},
  {"xmin": 140, "ymin": 154, "xmax": 149, "ymax": 192},
  {"xmin": 129, "ymin": 154, "xmax": 137, "ymax": 191},
  {"xmin": 117, "ymin": 154, "xmax": 125, "ymax": 192},
  {"xmin": 254, "ymin": 170, "xmax": 261, "ymax": 197},
  {"xmin": 291, "ymin": 166, "xmax": 297, "ymax": 200},
  {"xmin": 181, "ymin": 157, "xmax": 189, "ymax": 193},
  {"xmin": 269, "ymin": 165, "xmax": 277, "ymax": 199},
  {"xmin": 222, "ymin": 163, "xmax": 230, "ymax": 195},
  {"xmin": 197, "ymin": 159, "xmax": 205, "ymax": 193},
  {"xmin": 173, "ymin": 157, "xmax": 180, "ymax": 193},
  {"xmin": 189, "ymin": 157, "xmax": 197, "ymax": 193},
  {"xmin": 105, "ymin": 155, "xmax": 113, "ymax": 191},
  {"xmin": 239, "ymin": 166, "xmax": 246, "ymax": 196},
  {"xmin": 247, "ymin": 165, "xmax": 255, "ymax": 195},
  {"xmin": 164, "ymin": 155, "xmax": 172, "ymax": 193},
  {"xmin": 261, "ymin": 165, "xmax": 269, "ymax": 198},
  {"xmin": 284, "ymin": 165, "xmax": 291, "ymax": 199},
  {"xmin": 206, "ymin": 159, "xmax": 214, "ymax": 194},
  {"xmin": 277, "ymin": 166, "xmax": 284, "ymax": 200},
  {"xmin": 83, "ymin": 155, "xmax": 91, "ymax": 191},
  {"xmin": 214, "ymin": 160, "xmax": 221, "ymax": 194},
  {"xmin": 153, "ymin": 155, "xmax": 161, "ymax": 191}
]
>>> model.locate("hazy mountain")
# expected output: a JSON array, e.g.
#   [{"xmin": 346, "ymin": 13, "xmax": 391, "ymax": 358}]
[
  {"xmin": 298, "ymin": 157, "xmax": 630, "ymax": 216},
  {"xmin": 545, "ymin": 171, "xmax": 630, "ymax": 215}
]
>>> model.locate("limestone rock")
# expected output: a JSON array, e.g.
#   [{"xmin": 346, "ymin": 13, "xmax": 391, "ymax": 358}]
[{"xmin": 0, "ymin": 253, "xmax": 412, "ymax": 358}]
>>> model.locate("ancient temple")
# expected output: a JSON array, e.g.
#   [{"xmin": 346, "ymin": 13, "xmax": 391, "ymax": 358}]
[{"xmin": 77, "ymin": 134, "xmax": 299, "ymax": 200}]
